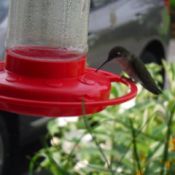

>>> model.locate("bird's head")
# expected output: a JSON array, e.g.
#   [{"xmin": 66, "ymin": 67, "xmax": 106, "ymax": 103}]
[
  {"xmin": 95, "ymin": 46, "xmax": 130, "ymax": 72},
  {"xmin": 107, "ymin": 46, "xmax": 130, "ymax": 61}
]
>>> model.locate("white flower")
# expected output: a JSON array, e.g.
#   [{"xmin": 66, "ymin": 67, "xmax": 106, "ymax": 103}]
[
  {"xmin": 116, "ymin": 167, "xmax": 123, "ymax": 173},
  {"xmin": 74, "ymin": 160, "xmax": 89, "ymax": 171},
  {"xmin": 119, "ymin": 98, "xmax": 136, "ymax": 113},
  {"xmin": 82, "ymin": 134, "xmax": 92, "ymax": 143},
  {"xmin": 50, "ymin": 137, "xmax": 60, "ymax": 146},
  {"xmin": 56, "ymin": 116, "xmax": 78, "ymax": 127},
  {"xmin": 62, "ymin": 140, "xmax": 74, "ymax": 154},
  {"xmin": 65, "ymin": 130, "xmax": 84, "ymax": 140}
]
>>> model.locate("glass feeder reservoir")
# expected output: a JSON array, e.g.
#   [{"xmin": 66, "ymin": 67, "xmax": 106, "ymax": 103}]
[
  {"xmin": 7, "ymin": 0, "xmax": 89, "ymax": 52},
  {"xmin": 6, "ymin": 0, "xmax": 90, "ymax": 78},
  {"xmin": 0, "ymin": 0, "xmax": 137, "ymax": 117}
]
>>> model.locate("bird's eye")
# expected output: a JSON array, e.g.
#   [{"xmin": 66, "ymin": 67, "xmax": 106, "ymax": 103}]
[{"xmin": 117, "ymin": 52, "xmax": 121, "ymax": 56}]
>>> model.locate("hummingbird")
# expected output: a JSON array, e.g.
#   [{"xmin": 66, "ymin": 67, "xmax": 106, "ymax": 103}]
[{"xmin": 96, "ymin": 46, "xmax": 161, "ymax": 95}]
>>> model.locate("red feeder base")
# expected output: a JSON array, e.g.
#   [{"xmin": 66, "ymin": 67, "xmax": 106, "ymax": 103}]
[{"xmin": 0, "ymin": 47, "xmax": 137, "ymax": 117}]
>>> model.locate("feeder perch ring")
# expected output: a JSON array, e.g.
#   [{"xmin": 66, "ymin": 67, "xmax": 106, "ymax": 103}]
[{"xmin": 0, "ymin": 62, "xmax": 137, "ymax": 117}]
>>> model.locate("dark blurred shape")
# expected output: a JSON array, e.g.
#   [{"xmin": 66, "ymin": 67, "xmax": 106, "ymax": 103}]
[{"xmin": 170, "ymin": 0, "xmax": 175, "ymax": 37}]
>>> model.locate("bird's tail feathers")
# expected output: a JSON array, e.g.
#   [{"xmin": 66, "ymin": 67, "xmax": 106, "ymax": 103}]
[{"xmin": 142, "ymin": 83, "xmax": 162, "ymax": 95}]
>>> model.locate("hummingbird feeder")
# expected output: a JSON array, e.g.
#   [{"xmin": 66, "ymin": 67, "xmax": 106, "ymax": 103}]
[{"xmin": 0, "ymin": 0, "xmax": 137, "ymax": 117}]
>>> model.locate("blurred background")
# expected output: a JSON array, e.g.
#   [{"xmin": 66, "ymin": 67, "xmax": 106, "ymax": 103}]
[{"xmin": 0, "ymin": 0, "xmax": 175, "ymax": 175}]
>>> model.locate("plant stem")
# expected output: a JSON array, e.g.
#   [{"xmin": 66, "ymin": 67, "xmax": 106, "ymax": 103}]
[
  {"xmin": 45, "ymin": 148, "xmax": 71, "ymax": 175},
  {"xmin": 81, "ymin": 99, "xmax": 114, "ymax": 175},
  {"xmin": 83, "ymin": 117, "xmax": 114, "ymax": 174},
  {"xmin": 109, "ymin": 122, "xmax": 116, "ymax": 171},
  {"xmin": 160, "ymin": 104, "xmax": 175, "ymax": 175},
  {"xmin": 67, "ymin": 133, "xmax": 86, "ymax": 162},
  {"xmin": 129, "ymin": 118, "xmax": 143, "ymax": 175},
  {"xmin": 119, "ymin": 114, "xmax": 155, "ymax": 163}
]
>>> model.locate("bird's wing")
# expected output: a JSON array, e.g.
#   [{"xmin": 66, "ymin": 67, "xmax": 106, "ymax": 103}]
[{"xmin": 130, "ymin": 56, "xmax": 161, "ymax": 95}]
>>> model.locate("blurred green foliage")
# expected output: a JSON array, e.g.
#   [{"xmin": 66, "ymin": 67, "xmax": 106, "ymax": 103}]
[
  {"xmin": 30, "ymin": 61, "xmax": 175, "ymax": 175},
  {"xmin": 171, "ymin": 0, "xmax": 175, "ymax": 9}
]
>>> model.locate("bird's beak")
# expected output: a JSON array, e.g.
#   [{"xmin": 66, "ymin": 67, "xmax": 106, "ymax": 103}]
[{"xmin": 95, "ymin": 60, "xmax": 108, "ymax": 72}]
